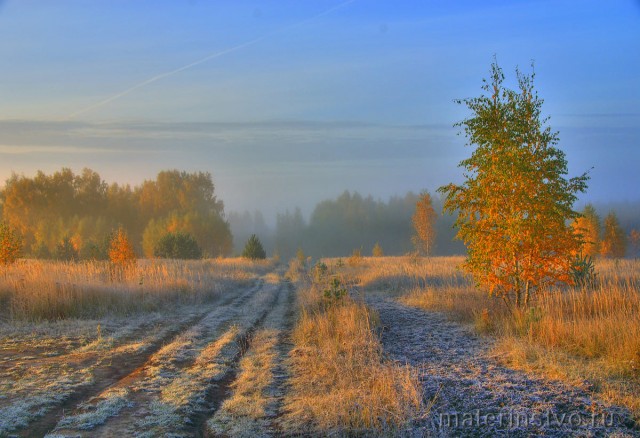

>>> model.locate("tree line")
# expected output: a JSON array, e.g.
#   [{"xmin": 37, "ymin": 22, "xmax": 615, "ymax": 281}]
[
  {"xmin": 0, "ymin": 168, "xmax": 232, "ymax": 260},
  {"xmin": 0, "ymin": 167, "xmax": 464, "ymax": 262},
  {"xmin": 1, "ymin": 165, "xmax": 637, "ymax": 265},
  {"xmin": 229, "ymin": 190, "xmax": 465, "ymax": 260}
]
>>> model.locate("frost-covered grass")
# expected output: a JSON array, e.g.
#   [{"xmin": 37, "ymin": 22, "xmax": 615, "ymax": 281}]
[
  {"xmin": 49, "ymin": 388, "xmax": 132, "ymax": 433},
  {"xmin": 355, "ymin": 257, "xmax": 640, "ymax": 420},
  {"xmin": 134, "ymin": 400, "xmax": 186, "ymax": 438},
  {"xmin": 160, "ymin": 326, "xmax": 239, "ymax": 410},
  {"xmin": 207, "ymin": 285, "xmax": 292, "ymax": 436},
  {"xmin": 207, "ymin": 328, "xmax": 279, "ymax": 437},
  {"xmin": 0, "ymin": 363, "xmax": 93, "ymax": 436},
  {"xmin": 132, "ymin": 285, "xmax": 281, "ymax": 436},
  {"xmin": 0, "ymin": 304, "xmax": 207, "ymax": 435}
]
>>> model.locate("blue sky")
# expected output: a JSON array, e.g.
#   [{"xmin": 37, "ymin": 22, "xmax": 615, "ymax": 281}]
[{"xmin": 0, "ymin": 0, "xmax": 638, "ymax": 218}]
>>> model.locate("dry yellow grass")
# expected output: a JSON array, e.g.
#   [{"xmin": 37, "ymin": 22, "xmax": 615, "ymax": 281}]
[
  {"xmin": 0, "ymin": 258, "xmax": 276, "ymax": 321},
  {"xmin": 341, "ymin": 255, "xmax": 467, "ymax": 293},
  {"xmin": 208, "ymin": 328, "xmax": 280, "ymax": 436},
  {"xmin": 351, "ymin": 256, "xmax": 640, "ymax": 419},
  {"xmin": 283, "ymin": 273, "xmax": 422, "ymax": 435}
]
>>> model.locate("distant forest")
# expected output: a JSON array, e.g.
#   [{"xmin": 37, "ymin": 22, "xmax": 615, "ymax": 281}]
[
  {"xmin": 229, "ymin": 191, "xmax": 464, "ymax": 259},
  {"xmin": 0, "ymin": 168, "xmax": 232, "ymax": 259},
  {"xmin": 1, "ymin": 168, "xmax": 638, "ymax": 260},
  {"xmin": 230, "ymin": 195, "xmax": 640, "ymax": 259}
]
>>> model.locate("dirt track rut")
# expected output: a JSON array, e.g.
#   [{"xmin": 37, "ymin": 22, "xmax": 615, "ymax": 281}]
[
  {"xmin": 367, "ymin": 296, "xmax": 639, "ymax": 437},
  {"xmin": 6, "ymin": 280, "xmax": 261, "ymax": 437},
  {"xmin": 36, "ymin": 279, "xmax": 291, "ymax": 437}
]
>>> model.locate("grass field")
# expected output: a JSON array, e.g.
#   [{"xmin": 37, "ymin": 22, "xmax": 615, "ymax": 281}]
[
  {"xmin": 0, "ymin": 258, "xmax": 275, "ymax": 321},
  {"xmin": 341, "ymin": 256, "xmax": 640, "ymax": 420},
  {"xmin": 1, "ymin": 256, "xmax": 638, "ymax": 436}
]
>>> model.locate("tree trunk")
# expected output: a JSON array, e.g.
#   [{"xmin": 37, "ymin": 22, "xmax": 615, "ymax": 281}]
[{"xmin": 524, "ymin": 281, "xmax": 531, "ymax": 307}]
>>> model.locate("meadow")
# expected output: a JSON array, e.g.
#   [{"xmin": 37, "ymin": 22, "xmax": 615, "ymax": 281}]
[
  {"xmin": 0, "ymin": 258, "xmax": 275, "ymax": 321},
  {"xmin": 1, "ymin": 256, "xmax": 638, "ymax": 436},
  {"xmin": 343, "ymin": 256, "xmax": 640, "ymax": 421}
]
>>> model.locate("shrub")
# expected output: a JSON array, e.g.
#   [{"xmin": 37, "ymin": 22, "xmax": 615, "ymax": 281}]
[
  {"xmin": 241, "ymin": 234, "xmax": 266, "ymax": 260},
  {"xmin": 322, "ymin": 277, "xmax": 348, "ymax": 307},
  {"xmin": 372, "ymin": 242, "xmax": 384, "ymax": 257},
  {"xmin": 80, "ymin": 240, "xmax": 109, "ymax": 261},
  {"xmin": 33, "ymin": 242, "xmax": 52, "ymax": 260},
  {"xmin": 154, "ymin": 232, "xmax": 202, "ymax": 259},
  {"xmin": 109, "ymin": 227, "xmax": 137, "ymax": 268},
  {"xmin": 313, "ymin": 261, "xmax": 328, "ymax": 283},
  {"xmin": 296, "ymin": 248, "xmax": 306, "ymax": 266},
  {"xmin": 348, "ymin": 248, "xmax": 362, "ymax": 266},
  {"xmin": 55, "ymin": 237, "xmax": 78, "ymax": 262},
  {"xmin": 570, "ymin": 254, "xmax": 597, "ymax": 289}
]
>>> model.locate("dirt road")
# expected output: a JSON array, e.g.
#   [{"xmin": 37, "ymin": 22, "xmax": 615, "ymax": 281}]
[
  {"xmin": 367, "ymin": 296, "xmax": 639, "ymax": 437},
  {"xmin": 0, "ymin": 276, "xmax": 294, "ymax": 437}
]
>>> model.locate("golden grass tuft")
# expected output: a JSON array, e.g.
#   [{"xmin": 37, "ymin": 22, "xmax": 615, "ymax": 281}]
[
  {"xmin": 283, "ymin": 278, "xmax": 422, "ymax": 434},
  {"xmin": 223, "ymin": 329, "xmax": 278, "ymax": 418},
  {"xmin": 208, "ymin": 328, "xmax": 280, "ymax": 436}
]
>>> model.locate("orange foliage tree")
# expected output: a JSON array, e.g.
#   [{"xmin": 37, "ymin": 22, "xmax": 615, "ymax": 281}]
[
  {"xmin": 109, "ymin": 227, "xmax": 137, "ymax": 268},
  {"xmin": 630, "ymin": 229, "xmax": 640, "ymax": 258},
  {"xmin": 571, "ymin": 204, "xmax": 601, "ymax": 257},
  {"xmin": 0, "ymin": 222, "xmax": 22, "ymax": 267},
  {"xmin": 438, "ymin": 61, "xmax": 589, "ymax": 309},
  {"xmin": 411, "ymin": 191, "xmax": 437, "ymax": 255},
  {"xmin": 600, "ymin": 212, "xmax": 627, "ymax": 258}
]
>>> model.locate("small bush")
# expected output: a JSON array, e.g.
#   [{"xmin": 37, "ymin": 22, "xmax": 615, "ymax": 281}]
[
  {"xmin": 372, "ymin": 242, "xmax": 384, "ymax": 257},
  {"xmin": 348, "ymin": 248, "xmax": 362, "ymax": 267},
  {"xmin": 322, "ymin": 277, "xmax": 348, "ymax": 307},
  {"xmin": 241, "ymin": 234, "xmax": 266, "ymax": 260},
  {"xmin": 570, "ymin": 254, "xmax": 597, "ymax": 289},
  {"xmin": 296, "ymin": 248, "xmax": 306, "ymax": 266},
  {"xmin": 80, "ymin": 240, "xmax": 109, "ymax": 261},
  {"xmin": 109, "ymin": 228, "xmax": 137, "ymax": 268},
  {"xmin": 55, "ymin": 237, "xmax": 78, "ymax": 262},
  {"xmin": 33, "ymin": 242, "xmax": 52, "ymax": 260},
  {"xmin": 313, "ymin": 261, "xmax": 328, "ymax": 283},
  {"xmin": 154, "ymin": 232, "xmax": 202, "ymax": 260},
  {"xmin": 285, "ymin": 257, "xmax": 306, "ymax": 282}
]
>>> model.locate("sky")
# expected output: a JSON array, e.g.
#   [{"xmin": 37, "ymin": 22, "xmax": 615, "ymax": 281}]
[{"xmin": 0, "ymin": 0, "xmax": 639, "ymax": 220}]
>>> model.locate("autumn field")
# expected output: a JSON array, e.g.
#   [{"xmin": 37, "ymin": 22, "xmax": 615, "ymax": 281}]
[{"xmin": 0, "ymin": 256, "xmax": 638, "ymax": 437}]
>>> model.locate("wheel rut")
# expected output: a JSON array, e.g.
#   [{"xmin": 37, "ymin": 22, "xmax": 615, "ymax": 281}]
[
  {"xmin": 203, "ymin": 280, "xmax": 295, "ymax": 438},
  {"xmin": 42, "ymin": 280, "xmax": 281, "ymax": 437},
  {"xmin": 16, "ymin": 280, "xmax": 263, "ymax": 437}
]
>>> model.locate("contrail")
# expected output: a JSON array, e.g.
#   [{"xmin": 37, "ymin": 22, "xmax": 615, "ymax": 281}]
[{"xmin": 67, "ymin": 0, "xmax": 357, "ymax": 120}]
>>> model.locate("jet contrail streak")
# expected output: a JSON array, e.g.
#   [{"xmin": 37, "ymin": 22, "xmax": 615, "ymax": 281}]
[{"xmin": 66, "ymin": 0, "xmax": 357, "ymax": 120}]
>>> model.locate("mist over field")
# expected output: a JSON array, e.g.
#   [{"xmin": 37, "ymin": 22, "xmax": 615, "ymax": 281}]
[{"xmin": 0, "ymin": 0, "xmax": 639, "ymax": 221}]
